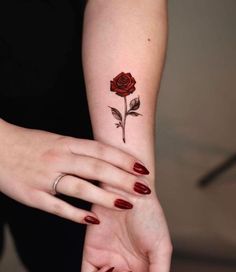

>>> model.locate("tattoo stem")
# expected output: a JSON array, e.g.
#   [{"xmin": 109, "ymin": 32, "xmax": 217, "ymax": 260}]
[{"xmin": 122, "ymin": 96, "xmax": 127, "ymax": 143}]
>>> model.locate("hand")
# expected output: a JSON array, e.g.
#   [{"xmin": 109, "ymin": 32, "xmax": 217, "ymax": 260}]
[
  {"xmin": 0, "ymin": 118, "xmax": 151, "ymax": 225},
  {"xmin": 82, "ymin": 190, "xmax": 172, "ymax": 272}
]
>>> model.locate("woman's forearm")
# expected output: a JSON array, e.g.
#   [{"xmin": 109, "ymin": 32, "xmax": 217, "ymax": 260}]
[{"xmin": 82, "ymin": 0, "xmax": 168, "ymax": 188}]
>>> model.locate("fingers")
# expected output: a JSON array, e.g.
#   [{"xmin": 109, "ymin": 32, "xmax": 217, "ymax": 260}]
[
  {"xmin": 149, "ymin": 239, "xmax": 173, "ymax": 272},
  {"xmin": 31, "ymin": 190, "xmax": 100, "ymax": 225},
  {"xmin": 97, "ymin": 267, "xmax": 115, "ymax": 272},
  {"xmin": 55, "ymin": 174, "xmax": 133, "ymax": 211},
  {"xmin": 81, "ymin": 262, "xmax": 114, "ymax": 272},
  {"xmin": 63, "ymin": 153, "xmax": 151, "ymax": 196},
  {"xmin": 81, "ymin": 261, "xmax": 97, "ymax": 272},
  {"xmin": 85, "ymin": 265, "xmax": 131, "ymax": 272},
  {"xmin": 65, "ymin": 138, "xmax": 149, "ymax": 176}
]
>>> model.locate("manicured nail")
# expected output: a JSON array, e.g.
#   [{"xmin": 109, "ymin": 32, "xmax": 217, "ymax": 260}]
[
  {"xmin": 84, "ymin": 216, "xmax": 100, "ymax": 224},
  {"xmin": 134, "ymin": 182, "xmax": 151, "ymax": 195},
  {"xmin": 106, "ymin": 268, "xmax": 115, "ymax": 272},
  {"xmin": 133, "ymin": 162, "xmax": 149, "ymax": 175},
  {"xmin": 114, "ymin": 199, "xmax": 133, "ymax": 209}
]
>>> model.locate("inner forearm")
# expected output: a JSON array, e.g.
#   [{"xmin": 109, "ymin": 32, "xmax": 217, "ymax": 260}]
[{"xmin": 82, "ymin": 0, "xmax": 168, "ymax": 188}]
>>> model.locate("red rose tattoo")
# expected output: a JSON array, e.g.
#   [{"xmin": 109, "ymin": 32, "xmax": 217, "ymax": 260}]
[
  {"xmin": 109, "ymin": 72, "xmax": 142, "ymax": 143},
  {"xmin": 110, "ymin": 72, "xmax": 136, "ymax": 97}
]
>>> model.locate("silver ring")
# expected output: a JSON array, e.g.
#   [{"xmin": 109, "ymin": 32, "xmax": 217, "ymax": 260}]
[{"xmin": 52, "ymin": 174, "xmax": 67, "ymax": 195}]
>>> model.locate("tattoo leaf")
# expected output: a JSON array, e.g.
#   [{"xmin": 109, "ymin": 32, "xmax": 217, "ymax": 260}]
[
  {"xmin": 115, "ymin": 122, "xmax": 122, "ymax": 128},
  {"xmin": 109, "ymin": 106, "xmax": 122, "ymax": 121},
  {"xmin": 129, "ymin": 96, "xmax": 140, "ymax": 111},
  {"xmin": 128, "ymin": 111, "xmax": 142, "ymax": 117}
]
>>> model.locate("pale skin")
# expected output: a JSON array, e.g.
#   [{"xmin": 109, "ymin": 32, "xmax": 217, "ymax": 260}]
[
  {"xmin": 0, "ymin": 0, "xmax": 171, "ymax": 271},
  {"xmin": 0, "ymin": 119, "xmax": 150, "ymax": 224},
  {"xmin": 82, "ymin": 0, "xmax": 172, "ymax": 271}
]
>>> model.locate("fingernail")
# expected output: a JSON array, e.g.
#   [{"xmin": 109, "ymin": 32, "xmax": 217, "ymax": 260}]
[
  {"xmin": 114, "ymin": 199, "xmax": 133, "ymax": 209},
  {"xmin": 106, "ymin": 267, "xmax": 115, "ymax": 272},
  {"xmin": 133, "ymin": 162, "xmax": 149, "ymax": 175},
  {"xmin": 84, "ymin": 216, "xmax": 100, "ymax": 224},
  {"xmin": 134, "ymin": 182, "xmax": 151, "ymax": 195}
]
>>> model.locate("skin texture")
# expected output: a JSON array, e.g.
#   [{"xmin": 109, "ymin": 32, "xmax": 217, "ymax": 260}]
[
  {"xmin": 0, "ymin": 0, "xmax": 172, "ymax": 270},
  {"xmin": 83, "ymin": 190, "xmax": 172, "ymax": 272},
  {"xmin": 82, "ymin": 0, "xmax": 172, "ymax": 271},
  {"xmin": 0, "ymin": 118, "xmax": 151, "ymax": 225}
]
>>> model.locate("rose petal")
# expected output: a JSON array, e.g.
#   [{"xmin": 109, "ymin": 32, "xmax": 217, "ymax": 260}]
[
  {"xmin": 110, "ymin": 81, "xmax": 117, "ymax": 92},
  {"xmin": 110, "ymin": 72, "xmax": 136, "ymax": 96}
]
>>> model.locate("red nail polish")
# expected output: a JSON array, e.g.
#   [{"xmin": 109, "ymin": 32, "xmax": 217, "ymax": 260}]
[
  {"xmin": 134, "ymin": 182, "xmax": 151, "ymax": 194},
  {"xmin": 84, "ymin": 216, "xmax": 100, "ymax": 224},
  {"xmin": 133, "ymin": 162, "xmax": 149, "ymax": 175},
  {"xmin": 114, "ymin": 199, "xmax": 133, "ymax": 209},
  {"xmin": 106, "ymin": 268, "xmax": 115, "ymax": 272}
]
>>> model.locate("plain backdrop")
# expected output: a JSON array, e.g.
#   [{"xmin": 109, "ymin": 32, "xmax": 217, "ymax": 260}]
[{"xmin": 157, "ymin": 0, "xmax": 236, "ymax": 262}]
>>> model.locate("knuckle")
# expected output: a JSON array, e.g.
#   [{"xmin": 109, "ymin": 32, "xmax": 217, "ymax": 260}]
[
  {"xmin": 90, "ymin": 159, "xmax": 104, "ymax": 177},
  {"xmin": 73, "ymin": 180, "xmax": 84, "ymax": 196},
  {"xmin": 117, "ymin": 151, "xmax": 137, "ymax": 171},
  {"xmin": 126, "ymin": 156, "xmax": 137, "ymax": 170},
  {"xmin": 51, "ymin": 202, "xmax": 65, "ymax": 217},
  {"xmin": 69, "ymin": 209, "xmax": 82, "ymax": 222},
  {"xmin": 121, "ymin": 171, "xmax": 135, "ymax": 185},
  {"xmin": 95, "ymin": 141, "xmax": 106, "ymax": 157},
  {"xmin": 56, "ymin": 136, "xmax": 76, "ymax": 151}
]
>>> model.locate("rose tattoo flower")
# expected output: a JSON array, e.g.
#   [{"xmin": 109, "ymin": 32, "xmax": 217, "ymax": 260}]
[
  {"xmin": 109, "ymin": 72, "xmax": 142, "ymax": 143},
  {"xmin": 110, "ymin": 72, "xmax": 136, "ymax": 97}
]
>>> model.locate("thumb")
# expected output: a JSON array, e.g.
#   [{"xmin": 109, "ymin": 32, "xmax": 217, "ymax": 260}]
[
  {"xmin": 149, "ymin": 240, "xmax": 172, "ymax": 272},
  {"xmin": 98, "ymin": 267, "xmax": 115, "ymax": 272},
  {"xmin": 82, "ymin": 261, "xmax": 115, "ymax": 272},
  {"xmin": 81, "ymin": 260, "xmax": 95, "ymax": 272}
]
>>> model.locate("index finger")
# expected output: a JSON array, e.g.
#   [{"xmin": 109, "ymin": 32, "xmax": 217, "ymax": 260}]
[{"xmin": 66, "ymin": 138, "xmax": 149, "ymax": 175}]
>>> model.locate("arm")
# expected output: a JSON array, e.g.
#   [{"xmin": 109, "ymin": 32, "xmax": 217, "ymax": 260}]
[
  {"xmin": 82, "ymin": 0, "xmax": 168, "ymax": 189},
  {"xmin": 82, "ymin": 1, "xmax": 172, "ymax": 271}
]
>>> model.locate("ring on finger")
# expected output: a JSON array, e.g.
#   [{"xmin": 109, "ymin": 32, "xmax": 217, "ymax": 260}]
[{"xmin": 52, "ymin": 173, "xmax": 68, "ymax": 195}]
